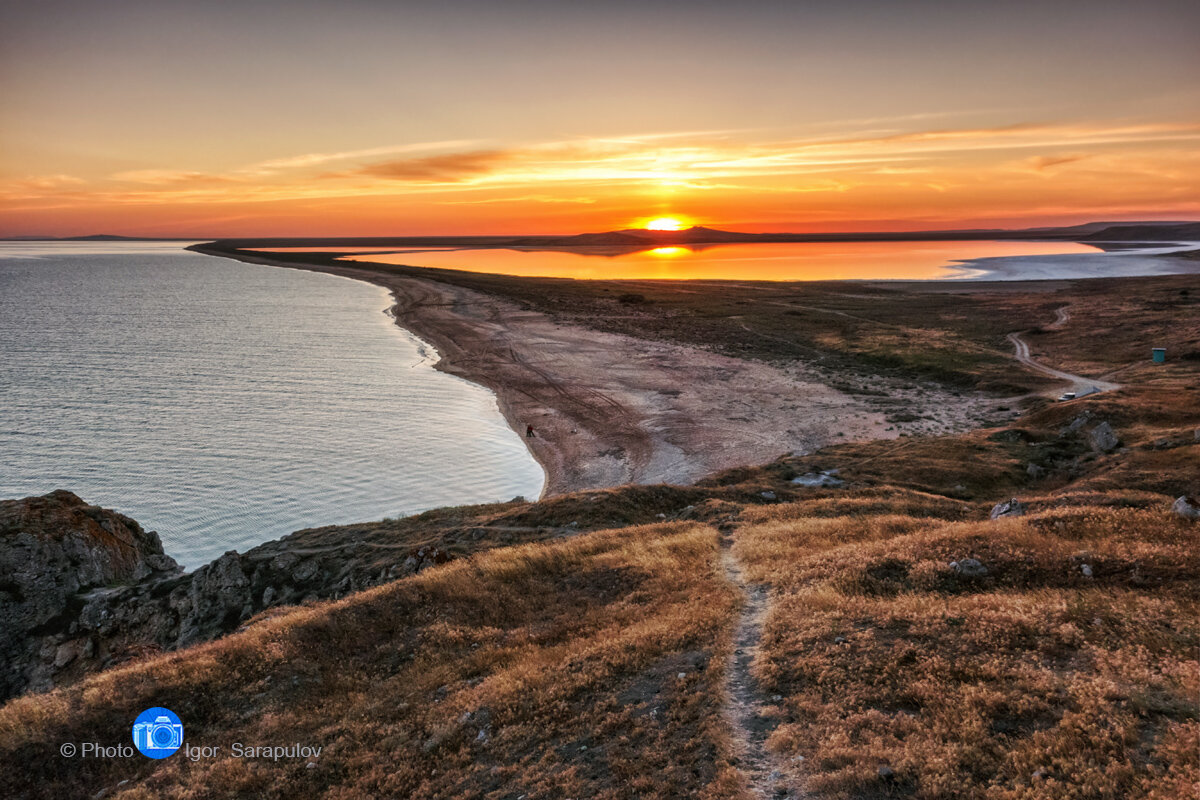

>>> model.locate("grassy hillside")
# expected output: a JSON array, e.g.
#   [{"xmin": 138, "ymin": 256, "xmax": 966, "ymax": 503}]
[
  {"xmin": 2, "ymin": 524, "xmax": 746, "ymax": 800},
  {"xmin": 736, "ymin": 499, "xmax": 1197, "ymax": 799}
]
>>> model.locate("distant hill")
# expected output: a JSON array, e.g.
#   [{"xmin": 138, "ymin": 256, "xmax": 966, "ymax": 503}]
[
  {"xmin": 64, "ymin": 234, "xmax": 174, "ymax": 241},
  {"xmin": 539, "ymin": 221, "xmax": 1200, "ymax": 248},
  {"xmin": 1077, "ymin": 222, "xmax": 1200, "ymax": 241},
  {"xmin": 0, "ymin": 234, "xmax": 192, "ymax": 242}
]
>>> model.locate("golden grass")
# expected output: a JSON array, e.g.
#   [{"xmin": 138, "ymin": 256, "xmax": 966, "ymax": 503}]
[
  {"xmin": 1, "ymin": 523, "xmax": 746, "ymax": 800},
  {"xmin": 734, "ymin": 505, "xmax": 1199, "ymax": 799}
]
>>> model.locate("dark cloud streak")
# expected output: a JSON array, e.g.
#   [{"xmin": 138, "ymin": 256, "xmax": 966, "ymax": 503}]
[{"xmin": 331, "ymin": 150, "xmax": 514, "ymax": 183}]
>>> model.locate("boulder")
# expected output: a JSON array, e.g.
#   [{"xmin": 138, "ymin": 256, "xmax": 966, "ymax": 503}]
[
  {"xmin": 1088, "ymin": 421, "xmax": 1120, "ymax": 453},
  {"xmin": 990, "ymin": 498, "xmax": 1026, "ymax": 519},
  {"xmin": 1172, "ymin": 496, "xmax": 1200, "ymax": 520},
  {"xmin": 1061, "ymin": 413, "xmax": 1092, "ymax": 435},
  {"xmin": 791, "ymin": 472, "xmax": 844, "ymax": 488},
  {"xmin": 952, "ymin": 558, "xmax": 988, "ymax": 577}
]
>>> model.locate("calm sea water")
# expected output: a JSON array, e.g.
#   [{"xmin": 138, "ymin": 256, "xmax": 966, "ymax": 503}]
[
  {"xmin": 0, "ymin": 242, "xmax": 544, "ymax": 568},
  {"xmin": 335, "ymin": 240, "xmax": 1200, "ymax": 281}
]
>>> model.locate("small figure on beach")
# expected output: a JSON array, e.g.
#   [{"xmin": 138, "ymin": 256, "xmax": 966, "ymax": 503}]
[{"xmin": 526, "ymin": 424, "xmax": 536, "ymax": 438}]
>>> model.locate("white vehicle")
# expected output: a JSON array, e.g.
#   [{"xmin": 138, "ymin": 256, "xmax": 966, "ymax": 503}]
[{"xmin": 1058, "ymin": 392, "xmax": 1077, "ymax": 402}]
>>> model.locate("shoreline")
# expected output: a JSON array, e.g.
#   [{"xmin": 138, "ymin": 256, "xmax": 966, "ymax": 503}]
[{"xmin": 189, "ymin": 244, "xmax": 1004, "ymax": 497}]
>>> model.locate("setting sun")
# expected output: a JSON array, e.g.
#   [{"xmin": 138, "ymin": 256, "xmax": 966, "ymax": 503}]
[{"xmin": 645, "ymin": 217, "xmax": 687, "ymax": 231}]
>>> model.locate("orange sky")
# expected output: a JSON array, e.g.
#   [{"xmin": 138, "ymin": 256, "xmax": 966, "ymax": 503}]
[{"xmin": 2, "ymin": 1, "xmax": 1198, "ymax": 237}]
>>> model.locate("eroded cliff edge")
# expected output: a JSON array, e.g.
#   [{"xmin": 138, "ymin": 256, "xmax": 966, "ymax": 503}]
[{"xmin": 0, "ymin": 490, "xmax": 459, "ymax": 700}]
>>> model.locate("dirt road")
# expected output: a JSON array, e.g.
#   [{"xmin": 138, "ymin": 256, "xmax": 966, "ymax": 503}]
[{"xmin": 1007, "ymin": 306, "xmax": 1120, "ymax": 396}]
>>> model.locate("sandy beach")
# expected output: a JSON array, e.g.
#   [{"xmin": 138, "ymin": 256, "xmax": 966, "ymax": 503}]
[{"xmin": 191, "ymin": 245, "xmax": 1001, "ymax": 496}]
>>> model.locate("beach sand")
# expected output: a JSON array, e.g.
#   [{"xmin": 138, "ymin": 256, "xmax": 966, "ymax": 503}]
[{"xmin": 193, "ymin": 247, "xmax": 999, "ymax": 496}]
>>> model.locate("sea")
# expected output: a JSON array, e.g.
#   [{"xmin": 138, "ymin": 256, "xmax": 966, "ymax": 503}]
[{"xmin": 0, "ymin": 242, "xmax": 545, "ymax": 569}]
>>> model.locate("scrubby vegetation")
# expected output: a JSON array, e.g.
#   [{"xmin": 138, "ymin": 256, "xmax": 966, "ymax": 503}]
[{"xmin": 735, "ymin": 501, "xmax": 1198, "ymax": 799}]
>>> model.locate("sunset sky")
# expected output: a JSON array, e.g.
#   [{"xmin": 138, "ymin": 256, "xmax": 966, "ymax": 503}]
[{"xmin": 1, "ymin": 0, "xmax": 1198, "ymax": 237}]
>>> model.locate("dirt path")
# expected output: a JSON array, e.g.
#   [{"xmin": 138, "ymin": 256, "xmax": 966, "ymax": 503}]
[
  {"xmin": 1047, "ymin": 304, "xmax": 1071, "ymax": 330},
  {"xmin": 721, "ymin": 540, "xmax": 803, "ymax": 799},
  {"xmin": 1007, "ymin": 306, "xmax": 1120, "ymax": 397}
]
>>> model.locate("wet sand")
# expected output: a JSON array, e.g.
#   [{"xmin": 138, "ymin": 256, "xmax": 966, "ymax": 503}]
[{"xmin": 191, "ymin": 245, "xmax": 996, "ymax": 496}]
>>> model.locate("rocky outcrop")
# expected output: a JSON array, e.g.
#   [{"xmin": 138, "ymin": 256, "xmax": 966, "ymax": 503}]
[
  {"xmin": 989, "ymin": 498, "xmax": 1027, "ymax": 519},
  {"xmin": 0, "ymin": 492, "xmax": 452, "ymax": 701},
  {"xmin": 0, "ymin": 490, "xmax": 181, "ymax": 699}
]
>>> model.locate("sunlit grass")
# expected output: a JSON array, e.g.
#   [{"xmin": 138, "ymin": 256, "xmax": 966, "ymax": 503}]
[
  {"xmin": 1, "ymin": 523, "xmax": 746, "ymax": 800},
  {"xmin": 734, "ymin": 503, "xmax": 1198, "ymax": 799}
]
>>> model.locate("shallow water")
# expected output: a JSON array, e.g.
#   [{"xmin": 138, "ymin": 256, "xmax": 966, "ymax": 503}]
[
  {"xmin": 337, "ymin": 240, "xmax": 1104, "ymax": 280},
  {"xmin": 0, "ymin": 242, "xmax": 544, "ymax": 568}
]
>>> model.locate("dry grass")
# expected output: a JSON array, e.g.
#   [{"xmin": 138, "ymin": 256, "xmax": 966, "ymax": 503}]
[
  {"xmin": 733, "ymin": 502, "xmax": 1199, "ymax": 799},
  {"xmin": 0, "ymin": 523, "xmax": 746, "ymax": 800}
]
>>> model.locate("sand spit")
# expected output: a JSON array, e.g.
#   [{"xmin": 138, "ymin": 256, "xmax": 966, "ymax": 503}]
[{"xmin": 191, "ymin": 246, "xmax": 996, "ymax": 496}]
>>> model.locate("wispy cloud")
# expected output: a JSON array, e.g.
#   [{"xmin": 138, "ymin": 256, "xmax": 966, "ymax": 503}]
[
  {"xmin": 333, "ymin": 149, "xmax": 515, "ymax": 183},
  {"xmin": 112, "ymin": 170, "xmax": 239, "ymax": 185},
  {"xmin": 249, "ymin": 140, "xmax": 484, "ymax": 173},
  {"xmin": 436, "ymin": 194, "xmax": 597, "ymax": 205},
  {"xmin": 1027, "ymin": 154, "xmax": 1091, "ymax": 171}
]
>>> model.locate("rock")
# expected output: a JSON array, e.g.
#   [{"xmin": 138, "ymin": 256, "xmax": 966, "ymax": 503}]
[
  {"xmin": 878, "ymin": 766, "xmax": 895, "ymax": 780},
  {"xmin": 53, "ymin": 641, "xmax": 81, "ymax": 668},
  {"xmin": 760, "ymin": 491, "xmax": 777, "ymax": 501},
  {"xmin": 954, "ymin": 558, "xmax": 988, "ymax": 577},
  {"xmin": 1080, "ymin": 564, "xmax": 1093, "ymax": 578},
  {"xmin": 1194, "ymin": 427, "xmax": 1200, "ymax": 443},
  {"xmin": 178, "ymin": 551, "xmax": 251, "ymax": 646},
  {"xmin": 1026, "ymin": 463, "xmax": 1046, "ymax": 479},
  {"xmin": 1172, "ymin": 496, "xmax": 1200, "ymax": 520},
  {"xmin": 1061, "ymin": 413, "xmax": 1092, "ymax": 435},
  {"xmin": 1088, "ymin": 421, "xmax": 1120, "ymax": 453},
  {"xmin": 990, "ymin": 498, "xmax": 1026, "ymax": 519},
  {"xmin": 791, "ymin": 472, "xmax": 844, "ymax": 488}
]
